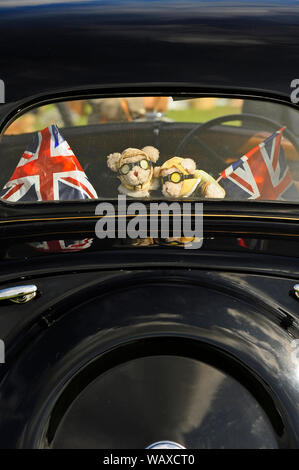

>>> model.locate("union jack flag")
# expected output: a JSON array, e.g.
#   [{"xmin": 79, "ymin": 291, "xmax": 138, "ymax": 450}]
[
  {"xmin": 218, "ymin": 127, "xmax": 298, "ymax": 200},
  {"xmin": 1, "ymin": 124, "xmax": 98, "ymax": 201},
  {"xmin": 30, "ymin": 238, "xmax": 94, "ymax": 253}
]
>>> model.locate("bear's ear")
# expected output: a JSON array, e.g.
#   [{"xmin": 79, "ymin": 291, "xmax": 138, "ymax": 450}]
[
  {"xmin": 142, "ymin": 146, "xmax": 159, "ymax": 163},
  {"xmin": 107, "ymin": 152, "xmax": 122, "ymax": 172},
  {"xmin": 153, "ymin": 166, "xmax": 161, "ymax": 178},
  {"xmin": 181, "ymin": 158, "xmax": 196, "ymax": 173}
]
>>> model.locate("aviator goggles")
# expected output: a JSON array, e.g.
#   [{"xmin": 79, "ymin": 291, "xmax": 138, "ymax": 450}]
[
  {"xmin": 161, "ymin": 172, "xmax": 195, "ymax": 185},
  {"xmin": 119, "ymin": 159, "xmax": 152, "ymax": 175}
]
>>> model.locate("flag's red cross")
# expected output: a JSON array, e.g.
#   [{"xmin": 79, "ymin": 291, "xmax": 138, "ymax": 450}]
[{"xmin": 4, "ymin": 127, "xmax": 94, "ymax": 200}]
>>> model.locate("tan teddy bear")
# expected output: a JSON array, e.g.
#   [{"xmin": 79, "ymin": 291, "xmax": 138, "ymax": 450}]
[
  {"xmin": 107, "ymin": 146, "xmax": 159, "ymax": 198},
  {"xmin": 154, "ymin": 157, "xmax": 225, "ymax": 199}
]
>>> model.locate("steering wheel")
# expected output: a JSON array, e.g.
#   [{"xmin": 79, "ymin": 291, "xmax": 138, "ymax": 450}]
[{"xmin": 175, "ymin": 113, "xmax": 299, "ymax": 165}]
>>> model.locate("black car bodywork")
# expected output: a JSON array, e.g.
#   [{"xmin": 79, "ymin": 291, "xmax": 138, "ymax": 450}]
[{"xmin": 0, "ymin": 0, "xmax": 299, "ymax": 449}]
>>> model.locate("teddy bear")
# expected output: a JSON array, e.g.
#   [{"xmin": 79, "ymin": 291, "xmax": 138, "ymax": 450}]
[
  {"xmin": 107, "ymin": 146, "xmax": 159, "ymax": 198},
  {"xmin": 154, "ymin": 156, "xmax": 225, "ymax": 199}
]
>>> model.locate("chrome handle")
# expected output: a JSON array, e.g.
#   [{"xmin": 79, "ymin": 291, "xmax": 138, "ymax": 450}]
[{"xmin": 0, "ymin": 285, "xmax": 37, "ymax": 304}]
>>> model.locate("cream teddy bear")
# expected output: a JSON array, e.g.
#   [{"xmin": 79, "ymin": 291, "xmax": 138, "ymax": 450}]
[{"xmin": 107, "ymin": 146, "xmax": 159, "ymax": 198}]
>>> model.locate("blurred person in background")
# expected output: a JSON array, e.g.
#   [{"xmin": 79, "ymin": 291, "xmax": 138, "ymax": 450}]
[
  {"xmin": 88, "ymin": 97, "xmax": 145, "ymax": 123},
  {"xmin": 87, "ymin": 97, "xmax": 169, "ymax": 123}
]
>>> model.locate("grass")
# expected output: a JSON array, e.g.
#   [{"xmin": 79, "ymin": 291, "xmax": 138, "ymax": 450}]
[
  {"xmin": 32, "ymin": 104, "xmax": 242, "ymax": 131},
  {"xmin": 166, "ymin": 106, "xmax": 241, "ymax": 124}
]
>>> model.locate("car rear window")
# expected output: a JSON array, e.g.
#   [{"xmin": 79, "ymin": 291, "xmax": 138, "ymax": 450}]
[{"xmin": 1, "ymin": 96, "xmax": 299, "ymax": 203}]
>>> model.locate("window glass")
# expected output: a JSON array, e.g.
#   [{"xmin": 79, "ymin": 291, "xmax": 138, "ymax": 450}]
[{"xmin": 1, "ymin": 96, "xmax": 299, "ymax": 202}]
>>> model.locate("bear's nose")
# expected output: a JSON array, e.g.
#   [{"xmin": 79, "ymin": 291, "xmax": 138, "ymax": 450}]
[{"xmin": 134, "ymin": 170, "xmax": 138, "ymax": 177}]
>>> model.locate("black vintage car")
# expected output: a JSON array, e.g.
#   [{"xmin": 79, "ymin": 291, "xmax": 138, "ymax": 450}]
[{"xmin": 0, "ymin": 0, "xmax": 299, "ymax": 450}]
